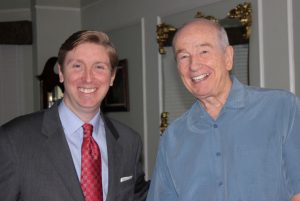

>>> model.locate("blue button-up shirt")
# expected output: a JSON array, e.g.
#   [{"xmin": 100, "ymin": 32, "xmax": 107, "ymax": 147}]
[
  {"xmin": 147, "ymin": 77, "xmax": 300, "ymax": 201},
  {"xmin": 58, "ymin": 101, "xmax": 109, "ymax": 200}
]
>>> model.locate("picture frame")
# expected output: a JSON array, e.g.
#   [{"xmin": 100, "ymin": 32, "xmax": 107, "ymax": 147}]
[{"xmin": 101, "ymin": 59, "xmax": 129, "ymax": 112}]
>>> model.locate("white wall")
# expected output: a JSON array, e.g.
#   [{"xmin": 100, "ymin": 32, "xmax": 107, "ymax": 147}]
[
  {"xmin": 33, "ymin": 3, "xmax": 81, "ymax": 109},
  {"xmin": 0, "ymin": 45, "xmax": 33, "ymax": 125},
  {"xmin": 0, "ymin": 8, "xmax": 34, "ymax": 125},
  {"xmin": 251, "ymin": 0, "xmax": 298, "ymax": 94},
  {"xmin": 0, "ymin": 8, "xmax": 31, "ymax": 21},
  {"xmin": 293, "ymin": 0, "xmax": 300, "ymax": 95},
  {"xmin": 260, "ymin": 0, "xmax": 289, "ymax": 89},
  {"xmin": 106, "ymin": 22, "xmax": 144, "ymax": 140}
]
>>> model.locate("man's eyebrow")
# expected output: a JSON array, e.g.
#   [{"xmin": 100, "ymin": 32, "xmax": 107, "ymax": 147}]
[
  {"xmin": 65, "ymin": 59, "xmax": 110, "ymax": 66},
  {"xmin": 65, "ymin": 59, "xmax": 79, "ymax": 65},
  {"xmin": 175, "ymin": 49, "xmax": 187, "ymax": 55},
  {"xmin": 94, "ymin": 61, "xmax": 110, "ymax": 66},
  {"xmin": 196, "ymin": 42, "xmax": 213, "ymax": 48},
  {"xmin": 175, "ymin": 43, "xmax": 213, "ymax": 55}
]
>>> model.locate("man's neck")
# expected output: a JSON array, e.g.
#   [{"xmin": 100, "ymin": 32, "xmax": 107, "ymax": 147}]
[{"xmin": 199, "ymin": 77, "xmax": 232, "ymax": 120}]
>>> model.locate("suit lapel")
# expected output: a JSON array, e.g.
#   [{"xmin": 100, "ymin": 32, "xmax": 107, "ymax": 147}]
[
  {"xmin": 41, "ymin": 103, "xmax": 85, "ymax": 201},
  {"xmin": 103, "ymin": 115, "xmax": 123, "ymax": 201}
]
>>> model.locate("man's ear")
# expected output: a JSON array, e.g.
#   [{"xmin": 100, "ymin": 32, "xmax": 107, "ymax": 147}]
[
  {"xmin": 110, "ymin": 68, "xmax": 117, "ymax": 86},
  {"xmin": 58, "ymin": 64, "xmax": 64, "ymax": 83},
  {"xmin": 225, "ymin": 46, "xmax": 234, "ymax": 71}
]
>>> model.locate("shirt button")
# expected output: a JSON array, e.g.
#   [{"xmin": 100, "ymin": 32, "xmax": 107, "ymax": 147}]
[
  {"xmin": 216, "ymin": 152, "xmax": 221, "ymax": 156},
  {"xmin": 218, "ymin": 182, "xmax": 223, "ymax": 186},
  {"xmin": 213, "ymin": 124, "xmax": 218, "ymax": 128}
]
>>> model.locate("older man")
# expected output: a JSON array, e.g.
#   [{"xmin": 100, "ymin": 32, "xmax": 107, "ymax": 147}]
[{"xmin": 147, "ymin": 19, "xmax": 300, "ymax": 201}]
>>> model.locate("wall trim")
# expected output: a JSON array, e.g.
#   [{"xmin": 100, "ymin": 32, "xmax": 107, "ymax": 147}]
[
  {"xmin": 287, "ymin": 0, "xmax": 295, "ymax": 93},
  {"xmin": 141, "ymin": 17, "xmax": 149, "ymax": 178},
  {"xmin": 0, "ymin": 8, "xmax": 30, "ymax": 14},
  {"xmin": 157, "ymin": 16, "xmax": 163, "ymax": 115},
  {"xmin": 35, "ymin": 5, "xmax": 80, "ymax": 12},
  {"xmin": 258, "ymin": 0, "xmax": 265, "ymax": 87}
]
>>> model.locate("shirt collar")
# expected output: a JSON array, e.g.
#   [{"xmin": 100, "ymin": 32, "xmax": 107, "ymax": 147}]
[
  {"xmin": 189, "ymin": 75, "xmax": 247, "ymax": 122},
  {"xmin": 225, "ymin": 75, "xmax": 247, "ymax": 109},
  {"xmin": 58, "ymin": 100, "xmax": 101, "ymax": 135}
]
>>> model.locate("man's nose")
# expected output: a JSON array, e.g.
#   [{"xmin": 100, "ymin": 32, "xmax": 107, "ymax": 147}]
[
  {"xmin": 190, "ymin": 56, "xmax": 203, "ymax": 71},
  {"xmin": 83, "ymin": 69, "xmax": 93, "ymax": 82}
]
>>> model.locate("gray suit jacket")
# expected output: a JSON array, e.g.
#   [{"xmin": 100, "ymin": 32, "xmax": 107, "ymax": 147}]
[{"xmin": 0, "ymin": 102, "xmax": 149, "ymax": 201}]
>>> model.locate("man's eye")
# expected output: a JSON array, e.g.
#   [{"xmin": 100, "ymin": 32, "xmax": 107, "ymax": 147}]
[
  {"xmin": 177, "ymin": 54, "xmax": 189, "ymax": 61},
  {"xmin": 200, "ymin": 50, "xmax": 208, "ymax": 54},
  {"xmin": 72, "ymin": 63, "xmax": 81, "ymax": 68},
  {"xmin": 95, "ymin": 64, "xmax": 110, "ymax": 71},
  {"xmin": 96, "ymin": 65, "xmax": 105, "ymax": 69}
]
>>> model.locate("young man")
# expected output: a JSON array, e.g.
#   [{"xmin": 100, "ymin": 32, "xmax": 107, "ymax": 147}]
[{"xmin": 0, "ymin": 30, "xmax": 149, "ymax": 201}]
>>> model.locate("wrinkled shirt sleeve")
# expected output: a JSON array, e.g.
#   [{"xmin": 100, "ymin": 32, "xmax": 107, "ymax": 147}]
[
  {"xmin": 283, "ymin": 96, "xmax": 300, "ymax": 198},
  {"xmin": 146, "ymin": 134, "xmax": 178, "ymax": 201}
]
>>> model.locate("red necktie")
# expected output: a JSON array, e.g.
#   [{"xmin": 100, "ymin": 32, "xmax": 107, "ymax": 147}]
[{"xmin": 81, "ymin": 123, "xmax": 103, "ymax": 201}]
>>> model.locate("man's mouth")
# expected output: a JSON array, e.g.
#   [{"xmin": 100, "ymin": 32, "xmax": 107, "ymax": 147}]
[
  {"xmin": 191, "ymin": 73, "xmax": 209, "ymax": 82},
  {"xmin": 79, "ymin": 87, "xmax": 96, "ymax": 93}
]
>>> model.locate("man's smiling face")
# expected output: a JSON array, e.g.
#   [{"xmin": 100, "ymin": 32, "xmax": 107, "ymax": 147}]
[
  {"xmin": 173, "ymin": 20, "xmax": 233, "ymax": 101},
  {"xmin": 58, "ymin": 42, "xmax": 116, "ymax": 118}
]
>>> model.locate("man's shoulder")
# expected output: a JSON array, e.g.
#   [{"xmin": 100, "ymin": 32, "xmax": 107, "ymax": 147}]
[
  {"xmin": 0, "ymin": 110, "xmax": 46, "ymax": 143},
  {"xmin": 1, "ymin": 110, "xmax": 44, "ymax": 130},
  {"xmin": 247, "ymin": 86, "xmax": 297, "ymax": 103},
  {"xmin": 168, "ymin": 102, "xmax": 198, "ymax": 128},
  {"xmin": 161, "ymin": 102, "xmax": 198, "ymax": 140}
]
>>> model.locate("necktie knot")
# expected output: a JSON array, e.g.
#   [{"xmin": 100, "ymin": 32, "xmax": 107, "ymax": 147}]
[{"xmin": 82, "ymin": 123, "xmax": 93, "ymax": 138}]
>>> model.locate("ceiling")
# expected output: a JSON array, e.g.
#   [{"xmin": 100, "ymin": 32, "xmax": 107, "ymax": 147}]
[{"xmin": 0, "ymin": 0, "xmax": 100, "ymax": 10}]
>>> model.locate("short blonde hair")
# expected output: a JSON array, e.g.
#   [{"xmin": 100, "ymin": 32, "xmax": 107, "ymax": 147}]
[{"xmin": 58, "ymin": 30, "xmax": 118, "ymax": 71}]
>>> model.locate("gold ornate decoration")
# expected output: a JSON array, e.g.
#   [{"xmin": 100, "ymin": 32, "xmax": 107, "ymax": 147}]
[
  {"xmin": 160, "ymin": 112, "xmax": 169, "ymax": 135},
  {"xmin": 156, "ymin": 23, "xmax": 176, "ymax": 54},
  {"xmin": 194, "ymin": 11, "xmax": 218, "ymax": 23},
  {"xmin": 228, "ymin": 2, "xmax": 252, "ymax": 39}
]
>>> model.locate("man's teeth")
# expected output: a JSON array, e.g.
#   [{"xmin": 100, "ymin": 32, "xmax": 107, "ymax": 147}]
[
  {"xmin": 192, "ymin": 73, "xmax": 209, "ymax": 81},
  {"xmin": 79, "ymin": 88, "xmax": 96, "ymax": 93}
]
